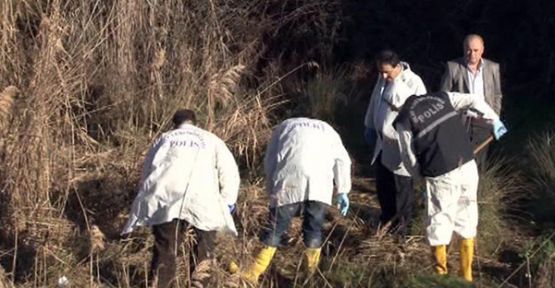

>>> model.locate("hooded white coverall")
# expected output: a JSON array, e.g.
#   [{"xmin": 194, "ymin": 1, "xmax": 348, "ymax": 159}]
[
  {"xmin": 264, "ymin": 117, "xmax": 352, "ymax": 207},
  {"xmin": 395, "ymin": 92, "xmax": 499, "ymax": 246},
  {"xmin": 122, "ymin": 123, "xmax": 240, "ymax": 236}
]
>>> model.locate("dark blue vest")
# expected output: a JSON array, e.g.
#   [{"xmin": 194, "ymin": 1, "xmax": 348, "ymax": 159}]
[{"xmin": 395, "ymin": 92, "xmax": 474, "ymax": 177}]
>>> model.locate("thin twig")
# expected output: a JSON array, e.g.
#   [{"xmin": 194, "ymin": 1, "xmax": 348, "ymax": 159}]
[
  {"xmin": 256, "ymin": 62, "xmax": 315, "ymax": 98},
  {"xmin": 497, "ymin": 231, "xmax": 555, "ymax": 287},
  {"xmin": 329, "ymin": 214, "xmax": 355, "ymax": 271},
  {"xmin": 11, "ymin": 227, "xmax": 17, "ymax": 284}
]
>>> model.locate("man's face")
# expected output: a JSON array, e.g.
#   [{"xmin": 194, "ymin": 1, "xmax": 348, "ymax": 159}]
[
  {"xmin": 464, "ymin": 38, "xmax": 484, "ymax": 65},
  {"xmin": 378, "ymin": 63, "xmax": 401, "ymax": 81}
]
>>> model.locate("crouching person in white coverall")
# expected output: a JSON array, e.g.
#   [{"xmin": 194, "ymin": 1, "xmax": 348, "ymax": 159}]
[
  {"xmin": 240, "ymin": 117, "xmax": 352, "ymax": 283},
  {"xmin": 393, "ymin": 92, "xmax": 507, "ymax": 282},
  {"xmin": 121, "ymin": 109, "xmax": 240, "ymax": 288}
]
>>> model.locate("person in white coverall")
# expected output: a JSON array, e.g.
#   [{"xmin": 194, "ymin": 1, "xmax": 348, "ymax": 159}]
[
  {"xmin": 363, "ymin": 50, "xmax": 427, "ymax": 234},
  {"xmin": 393, "ymin": 92, "xmax": 507, "ymax": 282},
  {"xmin": 121, "ymin": 109, "xmax": 240, "ymax": 288},
  {"xmin": 240, "ymin": 117, "xmax": 352, "ymax": 283}
]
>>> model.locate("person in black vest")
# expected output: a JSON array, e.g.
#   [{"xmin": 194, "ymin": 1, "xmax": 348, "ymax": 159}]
[{"xmin": 393, "ymin": 92, "xmax": 507, "ymax": 282}]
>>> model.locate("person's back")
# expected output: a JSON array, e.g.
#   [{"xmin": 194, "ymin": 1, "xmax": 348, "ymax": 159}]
[
  {"xmin": 123, "ymin": 111, "xmax": 240, "ymax": 236},
  {"xmin": 265, "ymin": 117, "xmax": 351, "ymax": 207},
  {"xmin": 396, "ymin": 92, "xmax": 474, "ymax": 177},
  {"xmin": 134, "ymin": 124, "xmax": 239, "ymax": 233},
  {"xmin": 241, "ymin": 117, "xmax": 351, "ymax": 283},
  {"xmin": 272, "ymin": 119, "xmax": 336, "ymax": 175},
  {"xmin": 394, "ymin": 92, "xmax": 507, "ymax": 283},
  {"xmin": 122, "ymin": 109, "xmax": 240, "ymax": 288}
]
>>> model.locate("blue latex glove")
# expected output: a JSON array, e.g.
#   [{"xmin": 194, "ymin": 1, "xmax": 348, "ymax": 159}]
[
  {"xmin": 364, "ymin": 128, "xmax": 376, "ymax": 145},
  {"xmin": 493, "ymin": 120, "xmax": 508, "ymax": 140},
  {"xmin": 336, "ymin": 193, "xmax": 349, "ymax": 216},
  {"xmin": 228, "ymin": 204, "xmax": 236, "ymax": 214}
]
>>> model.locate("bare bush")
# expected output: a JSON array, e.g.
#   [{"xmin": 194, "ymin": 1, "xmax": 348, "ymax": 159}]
[{"xmin": 0, "ymin": 0, "xmax": 341, "ymax": 286}]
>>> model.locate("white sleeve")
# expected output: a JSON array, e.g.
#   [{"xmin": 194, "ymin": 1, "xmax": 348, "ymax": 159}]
[
  {"xmin": 140, "ymin": 136, "xmax": 167, "ymax": 182},
  {"xmin": 395, "ymin": 122, "xmax": 421, "ymax": 179},
  {"xmin": 330, "ymin": 130, "xmax": 352, "ymax": 194},
  {"xmin": 390, "ymin": 80, "xmax": 412, "ymax": 110},
  {"xmin": 264, "ymin": 124, "xmax": 282, "ymax": 193},
  {"xmin": 390, "ymin": 74, "xmax": 427, "ymax": 110},
  {"xmin": 363, "ymin": 78, "xmax": 382, "ymax": 128},
  {"xmin": 447, "ymin": 92, "xmax": 499, "ymax": 121},
  {"xmin": 414, "ymin": 76, "xmax": 427, "ymax": 95},
  {"xmin": 215, "ymin": 138, "xmax": 240, "ymax": 205}
]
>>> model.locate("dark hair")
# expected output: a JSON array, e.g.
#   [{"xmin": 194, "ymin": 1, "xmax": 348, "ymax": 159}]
[
  {"xmin": 375, "ymin": 50, "xmax": 400, "ymax": 67},
  {"xmin": 172, "ymin": 109, "xmax": 196, "ymax": 127}
]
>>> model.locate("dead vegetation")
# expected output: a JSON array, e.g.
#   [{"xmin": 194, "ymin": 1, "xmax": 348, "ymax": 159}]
[
  {"xmin": 0, "ymin": 0, "xmax": 345, "ymax": 286},
  {"xmin": 0, "ymin": 0, "xmax": 548, "ymax": 287},
  {"xmin": 0, "ymin": 86, "xmax": 18, "ymax": 131}
]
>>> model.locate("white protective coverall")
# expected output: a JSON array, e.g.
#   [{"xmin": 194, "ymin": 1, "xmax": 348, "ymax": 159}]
[
  {"xmin": 122, "ymin": 123, "xmax": 240, "ymax": 235},
  {"xmin": 264, "ymin": 118, "xmax": 352, "ymax": 208},
  {"xmin": 363, "ymin": 62, "xmax": 427, "ymax": 176},
  {"xmin": 395, "ymin": 92, "xmax": 499, "ymax": 245}
]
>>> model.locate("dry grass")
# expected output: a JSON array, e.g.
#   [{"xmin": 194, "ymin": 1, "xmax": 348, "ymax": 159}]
[
  {"xmin": 0, "ymin": 85, "xmax": 19, "ymax": 131},
  {"xmin": 525, "ymin": 131, "xmax": 555, "ymax": 227},
  {"xmin": 0, "ymin": 0, "xmax": 342, "ymax": 286},
  {"xmin": 0, "ymin": 0, "xmax": 527, "ymax": 287},
  {"xmin": 520, "ymin": 131, "xmax": 555, "ymax": 287},
  {"xmin": 477, "ymin": 156, "xmax": 528, "ymax": 255},
  {"xmin": 0, "ymin": 265, "xmax": 13, "ymax": 288}
]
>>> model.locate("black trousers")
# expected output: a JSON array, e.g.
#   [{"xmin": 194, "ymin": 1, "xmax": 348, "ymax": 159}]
[
  {"xmin": 469, "ymin": 122, "xmax": 492, "ymax": 171},
  {"xmin": 151, "ymin": 219, "xmax": 216, "ymax": 288},
  {"xmin": 375, "ymin": 158, "xmax": 414, "ymax": 234}
]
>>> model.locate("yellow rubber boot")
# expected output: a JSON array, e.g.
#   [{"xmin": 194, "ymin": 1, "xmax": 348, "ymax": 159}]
[
  {"xmin": 460, "ymin": 238, "xmax": 474, "ymax": 282},
  {"xmin": 228, "ymin": 260, "xmax": 239, "ymax": 274},
  {"xmin": 304, "ymin": 248, "xmax": 321, "ymax": 274},
  {"xmin": 241, "ymin": 246, "xmax": 277, "ymax": 283},
  {"xmin": 432, "ymin": 245, "xmax": 448, "ymax": 275}
]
